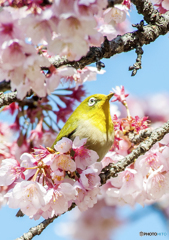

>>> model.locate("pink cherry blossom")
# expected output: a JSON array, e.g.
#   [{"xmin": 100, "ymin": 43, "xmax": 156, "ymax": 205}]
[
  {"xmin": 1, "ymin": 40, "xmax": 27, "ymax": 70},
  {"xmin": 111, "ymin": 85, "xmax": 129, "ymax": 104},
  {"xmin": 0, "ymin": 8, "xmax": 24, "ymax": 46},
  {"xmin": 20, "ymin": 152, "xmax": 37, "ymax": 167},
  {"xmin": 51, "ymin": 153, "xmax": 76, "ymax": 172},
  {"xmin": 54, "ymin": 137, "xmax": 72, "ymax": 154},
  {"xmin": 123, "ymin": 0, "xmax": 131, "ymax": 9},
  {"xmin": 78, "ymin": 163, "xmax": 101, "ymax": 190},
  {"xmin": 72, "ymin": 136, "xmax": 87, "ymax": 149},
  {"xmin": 146, "ymin": 166, "xmax": 169, "ymax": 200},
  {"xmin": 135, "ymin": 143, "xmax": 169, "ymax": 176},
  {"xmin": 73, "ymin": 137, "xmax": 99, "ymax": 170},
  {"xmin": 103, "ymin": 5, "xmax": 128, "ymax": 25},
  {"xmin": 151, "ymin": 0, "xmax": 168, "ymax": 13},
  {"xmin": 0, "ymin": 158, "xmax": 25, "ymax": 186},
  {"xmin": 105, "ymin": 168, "xmax": 144, "ymax": 206},
  {"xmin": 73, "ymin": 66, "xmax": 106, "ymax": 88},
  {"xmin": 51, "ymin": 169, "xmax": 65, "ymax": 184},
  {"xmin": 75, "ymin": 183, "xmax": 100, "ymax": 211},
  {"xmin": 42, "ymin": 182, "xmax": 76, "ymax": 216},
  {"xmin": 20, "ymin": 152, "xmax": 38, "ymax": 180},
  {"xmin": 48, "ymin": 35, "xmax": 89, "ymax": 61},
  {"xmin": 151, "ymin": 0, "xmax": 161, "ymax": 3},
  {"xmin": 0, "ymin": 187, "xmax": 7, "ymax": 209},
  {"xmin": 6, "ymin": 181, "xmax": 47, "ymax": 216},
  {"xmin": 102, "ymin": 151, "xmax": 124, "ymax": 168},
  {"xmin": 21, "ymin": 11, "xmax": 55, "ymax": 45},
  {"xmin": 96, "ymin": 16, "xmax": 117, "ymax": 41},
  {"xmin": 154, "ymin": 0, "xmax": 169, "ymax": 10},
  {"xmin": 45, "ymin": 72, "xmax": 61, "ymax": 95}
]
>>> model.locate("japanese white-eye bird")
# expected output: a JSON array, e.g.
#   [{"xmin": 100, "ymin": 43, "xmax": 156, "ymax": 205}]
[{"xmin": 51, "ymin": 93, "xmax": 114, "ymax": 161}]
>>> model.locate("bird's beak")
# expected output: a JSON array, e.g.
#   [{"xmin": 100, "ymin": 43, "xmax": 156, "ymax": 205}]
[{"xmin": 107, "ymin": 92, "xmax": 114, "ymax": 101}]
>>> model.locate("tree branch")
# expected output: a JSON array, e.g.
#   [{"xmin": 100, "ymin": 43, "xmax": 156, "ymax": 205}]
[
  {"xmin": 128, "ymin": 129, "xmax": 152, "ymax": 144},
  {"xmin": 50, "ymin": 10, "xmax": 169, "ymax": 70},
  {"xmin": 15, "ymin": 217, "xmax": 57, "ymax": 240},
  {"xmin": 0, "ymin": 91, "xmax": 18, "ymax": 108},
  {"xmin": 100, "ymin": 120, "xmax": 169, "ymax": 184},
  {"xmin": 2, "ymin": 1, "xmax": 168, "ymax": 88},
  {"xmin": 131, "ymin": 0, "xmax": 161, "ymax": 24},
  {"xmin": 0, "ymin": 91, "xmax": 42, "ymax": 109},
  {"xmin": 15, "ymin": 203, "xmax": 76, "ymax": 240}
]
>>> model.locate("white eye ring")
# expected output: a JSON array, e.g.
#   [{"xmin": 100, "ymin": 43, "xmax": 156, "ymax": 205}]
[{"xmin": 88, "ymin": 97, "xmax": 96, "ymax": 106}]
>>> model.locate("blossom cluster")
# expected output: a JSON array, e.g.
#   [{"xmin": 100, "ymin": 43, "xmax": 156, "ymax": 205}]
[
  {"xmin": 0, "ymin": 85, "xmax": 86, "ymax": 161},
  {"xmin": 1, "ymin": 85, "xmax": 169, "ymax": 220},
  {"xmin": 0, "ymin": 0, "xmax": 130, "ymax": 99},
  {"xmin": 100, "ymin": 86, "xmax": 169, "ymax": 207},
  {"xmin": 1, "ymin": 85, "xmax": 169, "ymax": 219},
  {"xmin": 0, "ymin": 137, "xmax": 102, "ymax": 219}
]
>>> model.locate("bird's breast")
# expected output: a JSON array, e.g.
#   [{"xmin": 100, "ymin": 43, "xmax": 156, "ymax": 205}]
[{"xmin": 71, "ymin": 119, "xmax": 114, "ymax": 161}]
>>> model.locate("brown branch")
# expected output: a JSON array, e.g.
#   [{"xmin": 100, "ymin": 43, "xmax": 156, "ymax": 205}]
[
  {"xmin": 128, "ymin": 129, "xmax": 152, "ymax": 144},
  {"xmin": 0, "ymin": 91, "xmax": 41, "ymax": 108},
  {"xmin": 15, "ymin": 203, "xmax": 76, "ymax": 240},
  {"xmin": 131, "ymin": 0, "xmax": 161, "ymax": 24},
  {"xmin": 15, "ymin": 217, "xmax": 57, "ymax": 240},
  {"xmin": 100, "ymin": 120, "xmax": 169, "ymax": 184},
  {"xmin": 2, "ymin": 1, "xmax": 168, "ymax": 88},
  {"xmin": 49, "ymin": 10, "xmax": 169, "ymax": 70},
  {"xmin": 0, "ymin": 91, "xmax": 18, "ymax": 108}
]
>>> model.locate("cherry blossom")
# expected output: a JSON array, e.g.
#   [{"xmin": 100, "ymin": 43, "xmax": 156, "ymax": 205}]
[
  {"xmin": 0, "ymin": 158, "xmax": 25, "ymax": 186},
  {"xmin": 54, "ymin": 137, "xmax": 72, "ymax": 154},
  {"xmin": 111, "ymin": 85, "xmax": 129, "ymax": 104},
  {"xmin": 6, "ymin": 181, "xmax": 47, "ymax": 216},
  {"xmin": 146, "ymin": 166, "xmax": 169, "ymax": 200},
  {"xmin": 50, "ymin": 153, "xmax": 76, "ymax": 172},
  {"xmin": 73, "ymin": 136, "xmax": 99, "ymax": 170}
]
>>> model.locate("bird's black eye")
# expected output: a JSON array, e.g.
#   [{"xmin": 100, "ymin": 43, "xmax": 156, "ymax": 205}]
[{"xmin": 88, "ymin": 97, "xmax": 96, "ymax": 106}]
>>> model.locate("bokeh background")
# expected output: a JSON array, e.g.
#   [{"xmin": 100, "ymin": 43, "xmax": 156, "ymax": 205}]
[{"xmin": 1, "ymin": 6, "xmax": 169, "ymax": 240}]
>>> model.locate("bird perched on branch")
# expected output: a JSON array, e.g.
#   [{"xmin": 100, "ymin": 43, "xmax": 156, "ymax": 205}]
[{"xmin": 52, "ymin": 93, "xmax": 114, "ymax": 161}]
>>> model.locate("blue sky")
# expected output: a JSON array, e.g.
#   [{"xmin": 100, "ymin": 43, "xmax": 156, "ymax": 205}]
[{"xmin": 1, "ymin": 5, "xmax": 169, "ymax": 240}]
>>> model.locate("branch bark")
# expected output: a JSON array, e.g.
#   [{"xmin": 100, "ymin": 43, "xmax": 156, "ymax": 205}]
[
  {"xmin": 100, "ymin": 120, "xmax": 169, "ymax": 184},
  {"xmin": 50, "ymin": 10, "xmax": 169, "ymax": 69},
  {"xmin": 131, "ymin": 0, "xmax": 161, "ymax": 24},
  {"xmin": 0, "ymin": 91, "xmax": 17, "ymax": 108},
  {"xmin": 15, "ymin": 203, "xmax": 76, "ymax": 240},
  {"xmin": 1, "ymin": 1, "xmax": 169, "ymax": 94}
]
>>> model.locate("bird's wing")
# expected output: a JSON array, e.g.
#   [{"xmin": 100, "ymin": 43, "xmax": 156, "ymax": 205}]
[{"xmin": 51, "ymin": 116, "xmax": 78, "ymax": 148}]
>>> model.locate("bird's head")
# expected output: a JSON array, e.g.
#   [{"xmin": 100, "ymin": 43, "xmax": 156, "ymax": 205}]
[{"xmin": 75, "ymin": 93, "xmax": 114, "ymax": 118}]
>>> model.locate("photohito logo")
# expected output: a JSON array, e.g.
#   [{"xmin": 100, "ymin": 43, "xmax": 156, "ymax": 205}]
[{"xmin": 139, "ymin": 232, "xmax": 167, "ymax": 237}]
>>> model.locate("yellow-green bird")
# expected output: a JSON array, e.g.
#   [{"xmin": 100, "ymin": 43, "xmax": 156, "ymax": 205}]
[{"xmin": 52, "ymin": 93, "xmax": 114, "ymax": 161}]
